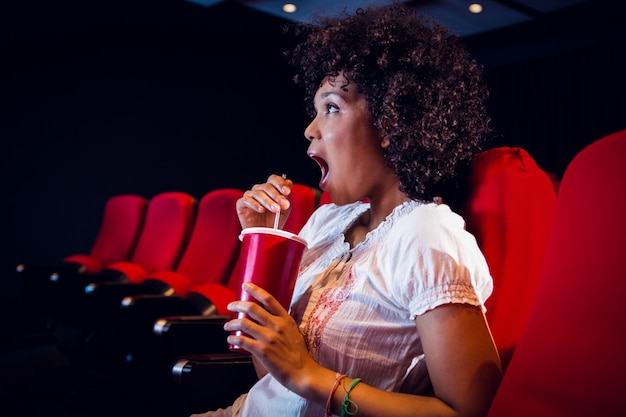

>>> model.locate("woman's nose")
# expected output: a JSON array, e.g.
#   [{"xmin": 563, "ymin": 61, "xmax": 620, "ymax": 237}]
[{"xmin": 304, "ymin": 118, "xmax": 319, "ymax": 142}]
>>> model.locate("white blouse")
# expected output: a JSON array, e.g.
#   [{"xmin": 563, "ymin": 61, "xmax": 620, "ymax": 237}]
[{"xmin": 237, "ymin": 200, "xmax": 493, "ymax": 417}]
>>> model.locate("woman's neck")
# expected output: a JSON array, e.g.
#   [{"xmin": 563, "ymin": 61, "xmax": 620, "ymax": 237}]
[{"xmin": 344, "ymin": 189, "xmax": 410, "ymax": 248}]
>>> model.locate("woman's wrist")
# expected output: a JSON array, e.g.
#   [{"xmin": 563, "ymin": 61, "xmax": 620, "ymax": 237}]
[{"xmin": 288, "ymin": 364, "xmax": 341, "ymax": 408}]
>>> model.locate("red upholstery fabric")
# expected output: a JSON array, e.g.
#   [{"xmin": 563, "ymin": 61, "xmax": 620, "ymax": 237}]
[
  {"xmin": 61, "ymin": 254, "xmax": 105, "ymax": 275},
  {"xmin": 487, "ymin": 129, "xmax": 626, "ymax": 417},
  {"xmin": 105, "ymin": 191, "xmax": 196, "ymax": 283},
  {"xmin": 318, "ymin": 190, "xmax": 334, "ymax": 207},
  {"xmin": 463, "ymin": 147, "xmax": 557, "ymax": 369},
  {"xmin": 142, "ymin": 270, "xmax": 197, "ymax": 296},
  {"xmin": 63, "ymin": 194, "xmax": 147, "ymax": 273},
  {"xmin": 149, "ymin": 188, "xmax": 244, "ymax": 295},
  {"xmin": 283, "ymin": 184, "xmax": 317, "ymax": 234},
  {"xmin": 190, "ymin": 281, "xmax": 238, "ymax": 316}
]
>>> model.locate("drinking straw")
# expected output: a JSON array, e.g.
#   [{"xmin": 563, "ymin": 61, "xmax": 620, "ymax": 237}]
[{"xmin": 274, "ymin": 174, "xmax": 287, "ymax": 229}]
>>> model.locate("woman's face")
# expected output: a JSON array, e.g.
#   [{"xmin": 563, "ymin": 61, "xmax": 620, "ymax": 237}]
[{"xmin": 305, "ymin": 75, "xmax": 388, "ymax": 205}]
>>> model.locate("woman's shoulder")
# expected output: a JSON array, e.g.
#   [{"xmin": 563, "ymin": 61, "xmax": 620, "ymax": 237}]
[
  {"xmin": 392, "ymin": 201, "xmax": 465, "ymax": 232},
  {"xmin": 386, "ymin": 201, "xmax": 470, "ymax": 249}
]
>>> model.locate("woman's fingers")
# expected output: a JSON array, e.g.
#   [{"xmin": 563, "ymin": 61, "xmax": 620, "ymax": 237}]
[
  {"xmin": 230, "ymin": 283, "xmax": 287, "ymax": 319},
  {"xmin": 251, "ymin": 176, "xmax": 292, "ymax": 212},
  {"xmin": 224, "ymin": 283, "xmax": 289, "ymax": 348},
  {"xmin": 236, "ymin": 174, "xmax": 293, "ymax": 229}
]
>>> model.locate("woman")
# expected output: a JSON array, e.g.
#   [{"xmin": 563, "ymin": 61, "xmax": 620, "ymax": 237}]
[{"xmin": 196, "ymin": 3, "xmax": 502, "ymax": 417}]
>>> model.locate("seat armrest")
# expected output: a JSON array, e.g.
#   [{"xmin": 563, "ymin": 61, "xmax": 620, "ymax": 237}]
[
  {"xmin": 154, "ymin": 315, "xmax": 231, "ymax": 334},
  {"xmin": 172, "ymin": 353, "xmax": 257, "ymax": 414},
  {"xmin": 153, "ymin": 315, "xmax": 232, "ymax": 356},
  {"xmin": 86, "ymin": 294, "xmax": 192, "ymax": 363},
  {"xmin": 120, "ymin": 294, "xmax": 197, "ymax": 316},
  {"xmin": 17, "ymin": 262, "xmax": 85, "ymax": 283},
  {"xmin": 94, "ymin": 294, "xmax": 200, "ymax": 360},
  {"xmin": 100, "ymin": 294, "xmax": 221, "ymax": 368},
  {"xmin": 85, "ymin": 279, "xmax": 175, "ymax": 311},
  {"xmin": 46, "ymin": 269, "xmax": 127, "ymax": 312},
  {"xmin": 85, "ymin": 280, "xmax": 146, "ymax": 297},
  {"xmin": 82, "ymin": 281, "xmax": 169, "ymax": 329},
  {"xmin": 85, "ymin": 281, "xmax": 146, "ymax": 307},
  {"xmin": 18, "ymin": 262, "xmax": 85, "ymax": 313},
  {"xmin": 24, "ymin": 269, "xmax": 124, "ymax": 317},
  {"xmin": 53, "ymin": 268, "xmax": 125, "ymax": 286},
  {"xmin": 109, "ymin": 294, "xmax": 197, "ymax": 345}
]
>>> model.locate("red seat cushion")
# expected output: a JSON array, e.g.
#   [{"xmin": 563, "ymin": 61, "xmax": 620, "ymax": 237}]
[{"xmin": 192, "ymin": 282, "xmax": 237, "ymax": 316}]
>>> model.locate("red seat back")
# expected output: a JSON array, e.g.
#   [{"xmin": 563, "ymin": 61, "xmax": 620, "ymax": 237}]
[
  {"xmin": 174, "ymin": 188, "xmax": 243, "ymax": 288},
  {"xmin": 109, "ymin": 191, "xmax": 196, "ymax": 282},
  {"xmin": 487, "ymin": 129, "xmax": 626, "ymax": 417},
  {"xmin": 463, "ymin": 147, "xmax": 557, "ymax": 369},
  {"xmin": 283, "ymin": 184, "xmax": 318, "ymax": 234},
  {"xmin": 63, "ymin": 194, "xmax": 147, "ymax": 273},
  {"xmin": 318, "ymin": 190, "xmax": 333, "ymax": 207}
]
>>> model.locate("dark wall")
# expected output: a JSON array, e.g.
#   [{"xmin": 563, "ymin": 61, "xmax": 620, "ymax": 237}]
[
  {"xmin": 467, "ymin": 0, "xmax": 626, "ymax": 177},
  {"xmin": 2, "ymin": 0, "xmax": 624, "ymax": 330},
  {"xmin": 0, "ymin": 0, "xmax": 316, "ymax": 328}
]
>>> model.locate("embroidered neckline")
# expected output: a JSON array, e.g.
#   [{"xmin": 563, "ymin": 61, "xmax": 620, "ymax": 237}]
[
  {"xmin": 339, "ymin": 199, "xmax": 425, "ymax": 255},
  {"xmin": 299, "ymin": 199, "xmax": 427, "ymax": 275}
]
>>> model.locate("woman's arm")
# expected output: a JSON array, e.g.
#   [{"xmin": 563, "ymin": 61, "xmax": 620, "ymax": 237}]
[
  {"xmin": 413, "ymin": 303, "xmax": 502, "ymax": 417},
  {"xmin": 226, "ymin": 284, "xmax": 502, "ymax": 417},
  {"xmin": 321, "ymin": 304, "xmax": 502, "ymax": 417}
]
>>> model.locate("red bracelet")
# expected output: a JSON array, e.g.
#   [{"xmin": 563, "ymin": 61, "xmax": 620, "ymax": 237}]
[{"xmin": 325, "ymin": 372, "xmax": 347, "ymax": 417}]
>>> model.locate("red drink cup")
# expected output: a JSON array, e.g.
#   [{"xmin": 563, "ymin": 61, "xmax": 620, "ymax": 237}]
[{"xmin": 230, "ymin": 227, "xmax": 307, "ymax": 351}]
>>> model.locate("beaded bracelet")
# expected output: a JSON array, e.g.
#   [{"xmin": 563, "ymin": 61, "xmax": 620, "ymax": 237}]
[
  {"xmin": 326, "ymin": 372, "xmax": 347, "ymax": 417},
  {"xmin": 341, "ymin": 378, "xmax": 362, "ymax": 417}
]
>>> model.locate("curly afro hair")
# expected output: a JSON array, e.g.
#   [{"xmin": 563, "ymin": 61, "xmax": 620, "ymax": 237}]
[{"xmin": 285, "ymin": 3, "xmax": 493, "ymax": 201}]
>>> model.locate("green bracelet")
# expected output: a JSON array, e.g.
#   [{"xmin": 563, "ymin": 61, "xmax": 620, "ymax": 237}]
[{"xmin": 341, "ymin": 378, "xmax": 362, "ymax": 417}]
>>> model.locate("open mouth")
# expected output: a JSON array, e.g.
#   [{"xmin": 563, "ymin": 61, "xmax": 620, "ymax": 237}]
[{"xmin": 310, "ymin": 155, "xmax": 329, "ymax": 188}]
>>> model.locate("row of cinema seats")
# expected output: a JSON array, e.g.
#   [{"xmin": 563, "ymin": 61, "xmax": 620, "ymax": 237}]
[
  {"xmin": 14, "ymin": 183, "xmax": 322, "ymax": 405},
  {"xmin": 18, "ymin": 190, "xmax": 196, "ymax": 319},
  {"xmin": 152, "ymin": 129, "xmax": 626, "ymax": 416},
  {"xmin": 17, "ymin": 182, "xmax": 321, "ymax": 336},
  {"xmin": 15, "ymin": 128, "xmax": 626, "ymax": 416},
  {"xmin": 84, "ymin": 183, "xmax": 320, "ymax": 366}
]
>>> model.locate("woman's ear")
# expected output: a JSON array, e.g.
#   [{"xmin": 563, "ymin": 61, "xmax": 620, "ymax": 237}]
[
  {"xmin": 381, "ymin": 134, "xmax": 391, "ymax": 148},
  {"xmin": 377, "ymin": 127, "xmax": 390, "ymax": 148}
]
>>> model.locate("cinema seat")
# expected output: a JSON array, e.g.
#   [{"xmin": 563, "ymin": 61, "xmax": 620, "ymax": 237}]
[
  {"xmin": 18, "ymin": 194, "xmax": 147, "ymax": 314},
  {"xmin": 487, "ymin": 129, "xmax": 626, "ymax": 417}
]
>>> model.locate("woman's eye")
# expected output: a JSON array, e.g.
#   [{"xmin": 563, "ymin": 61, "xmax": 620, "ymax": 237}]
[{"xmin": 326, "ymin": 104, "xmax": 339, "ymax": 114}]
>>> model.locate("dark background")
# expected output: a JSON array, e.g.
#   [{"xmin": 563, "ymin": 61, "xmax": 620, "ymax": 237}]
[{"xmin": 2, "ymin": 0, "xmax": 625, "ymax": 332}]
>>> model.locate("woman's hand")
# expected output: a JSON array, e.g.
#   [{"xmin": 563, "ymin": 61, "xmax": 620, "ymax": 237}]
[
  {"xmin": 236, "ymin": 174, "xmax": 293, "ymax": 230},
  {"xmin": 224, "ymin": 283, "xmax": 319, "ymax": 393}
]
